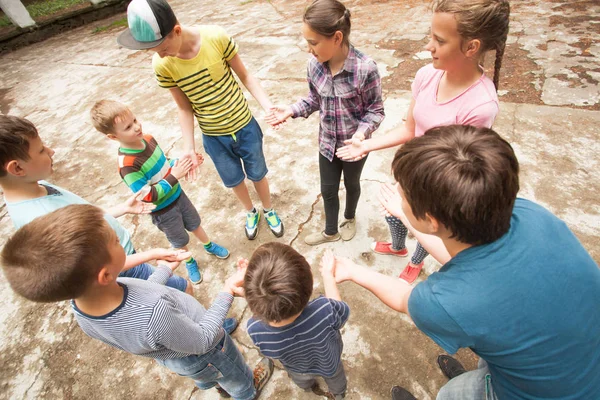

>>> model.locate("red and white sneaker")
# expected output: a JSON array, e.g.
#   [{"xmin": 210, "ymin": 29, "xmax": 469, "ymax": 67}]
[
  {"xmin": 371, "ymin": 242, "xmax": 408, "ymax": 257},
  {"xmin": 399, "ymin": 262, "xmax": 424, "ymax": 284}
]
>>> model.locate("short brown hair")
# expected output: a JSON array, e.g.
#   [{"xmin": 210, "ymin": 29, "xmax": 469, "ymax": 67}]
[
  {"xmin": 90, "ymin": 99, "xmax": 131, "ymax": 135},
  {"xmin": 0, "ymin": 115, "xmax": 39, "ymax": 177},
  {"xmin": 1, "ymin": 204, "xmax": 114, "ymax": 302},
  {"xmin": 244, "ymin": 242, "xmax": 313, "ymax": 322},
  {"xmin": 392, "ymin": 125, "xmax": 519, "ymax": 245},
  {"xmin": 304, "ymin": 0, "xmax": 351, "ymax": 47}
]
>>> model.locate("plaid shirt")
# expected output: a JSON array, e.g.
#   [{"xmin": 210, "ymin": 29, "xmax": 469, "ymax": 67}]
[{"xmin": 291, "ymin": 46, "xmax": 384, "ymax": 161}]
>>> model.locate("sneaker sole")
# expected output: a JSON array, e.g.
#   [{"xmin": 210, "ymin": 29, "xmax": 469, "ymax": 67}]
[
  {"xmin": 305, "ymin": 234, "xmax": 341, "ymax": 246},
  {"xmin": 206, "ymin": 250, "xmax": 231, "ymax": 260},
  {"xmin": 373, "ymin": 249, "xmax": 408, "ymax": 257}
]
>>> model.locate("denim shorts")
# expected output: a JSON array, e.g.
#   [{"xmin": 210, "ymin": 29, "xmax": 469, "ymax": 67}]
[
  {"xmin": 202, "ymin": 117, "xmax": 268, "ymax": 188},
  {"xmin": 151, "ymin": 191, "xmax": 201, "ymax": 249},
  {"xmin": 119, "ymin": 262, "xmax": 188, "ymax": 292},
  {"xmin": 157, "ymin": 334, "xmax": 255, "ymax": 400}
]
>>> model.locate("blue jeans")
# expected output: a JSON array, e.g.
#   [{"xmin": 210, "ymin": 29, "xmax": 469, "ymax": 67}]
[
  {"xmin": 436, "ymin": 359, "xmax": 497, "ymax": 400},
  {"xmin": 202, "ymin": 117, "xmax": 268, "ymax": 188},
  {"xmin": 119, "ymin": 262, "xmax": 188, "ymax": 292},
  {"xmin": 158, "ymin": 334, "xmax": 255, "ymax": 400}
]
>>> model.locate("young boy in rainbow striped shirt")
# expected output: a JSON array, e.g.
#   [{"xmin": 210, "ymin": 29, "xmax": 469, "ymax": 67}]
[{"xmin": 92, "ymin": 100, "xmax": 229, "ymax": 284}]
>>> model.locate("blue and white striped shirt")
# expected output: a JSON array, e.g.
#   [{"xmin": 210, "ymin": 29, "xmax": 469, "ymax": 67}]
[
  {"xmin": 72, "ymin": 265, "xmax": 232, "ymax": 360},
  {"xmin": 247, "ymin": 297, "xmax": 350, "ymax": 377}
]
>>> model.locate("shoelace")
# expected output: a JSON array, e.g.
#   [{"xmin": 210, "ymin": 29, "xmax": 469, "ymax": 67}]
[{"xmin": 253, "ymin": 364, "xmax": 267, "ymax": 386}]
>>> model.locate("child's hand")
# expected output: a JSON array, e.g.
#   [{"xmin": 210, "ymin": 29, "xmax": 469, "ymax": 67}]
[
  {"xmin": 236, "ymin": 258, "xmax": 249, "ymax": 270},
  {"xmin": 153, "ymin": 249, "xmax": 192, "ymax": 263},
  {"xmin": 378, "ymin": 183, "xmax": 404, "ymax": 219},
  {"xmin": 331, "ymin": 256, "xmax": 356, "ymax": 283},
  {"xmin": 266, "ymin": 105, "xmax": 293, "ymax": 128},
  {"xmin": 351, "ymin": 131, "xmax": 366, "ymax": 142},
  {"xmin": 123, "ymin": 190, "xmax": 156, "ymax": 214},
  {"xmin": 181, "ymin": 150, "xmax": 199, "ymax": 181},
  {"xmin": 195, "ymin": 152, "xmax": 204, "ymax": 166},
  {"xmin": 336, "ymin": 139, "xmax": 368, "ymax": 161},
  {"xmin": 158, "ymin": 259, "xmax": 183, "ymax": 272},
  {"xmin": 171, "ymin": 157, "xmax": 193, "ymax": 180},
  {"xmin": 319, "ymin": 249, "xmax": 336, "ymax": 279},
  {"xmin": 224, "ymin": 267, "xmax": 247, "ymax": 297}
]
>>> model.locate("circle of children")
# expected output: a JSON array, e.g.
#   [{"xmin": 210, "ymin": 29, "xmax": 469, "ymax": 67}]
[{"xmin": 1, "ymin": 0, "xmax": 599, "ymax": 399}]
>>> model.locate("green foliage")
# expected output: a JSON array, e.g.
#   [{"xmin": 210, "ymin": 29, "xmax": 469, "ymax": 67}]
[
  {"xmin": 0, "ymin": 0, "xmax": 86, "ymax": 27},
  {"xmin": 92, "ymin": 17, "xmax": 128, "ymax": 34}
]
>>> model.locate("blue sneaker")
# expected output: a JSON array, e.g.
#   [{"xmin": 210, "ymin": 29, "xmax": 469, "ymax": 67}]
[
  {"xmin": 222, "ymin": 317, "xmax": 238, "ymax": 335},
  {"xmin": 185, "ymin": 259, "xmax": 203, "ymax": 284},
  {"xmin": 245, "ymin": 209, "xmax": 260, "ymax": 240},
  {"xmin": 265, "ymin": 209, "xmax": 284, "ymax": 238},
  {"xmin": 205, "ymin": 242, "xmax": 230, "ymax": 259}
]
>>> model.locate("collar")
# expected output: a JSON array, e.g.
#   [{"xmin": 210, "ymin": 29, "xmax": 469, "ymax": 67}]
[{"xmin": 340, "ymin": 45, "xmax": 357, "ymax": 75}]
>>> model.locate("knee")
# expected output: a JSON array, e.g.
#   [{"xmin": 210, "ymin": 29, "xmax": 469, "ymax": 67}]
[{"xmin": 320, "ymin": 185, "xmax": 339, "ymax": 202}]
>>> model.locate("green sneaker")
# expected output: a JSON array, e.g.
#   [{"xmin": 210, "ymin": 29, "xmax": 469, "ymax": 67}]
[
  {"xmin": 245, "ymin": 209, "xmax": 260, "ymax": 240},
  {"xmin": 264, "ymin": 209, "xmax": 284, "ymax": 238}
]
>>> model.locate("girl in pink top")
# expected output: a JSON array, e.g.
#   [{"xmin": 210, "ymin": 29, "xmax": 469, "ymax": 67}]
[{"xmin": 337, "ymin": 0, "xmax": 510, "ymax": 283}]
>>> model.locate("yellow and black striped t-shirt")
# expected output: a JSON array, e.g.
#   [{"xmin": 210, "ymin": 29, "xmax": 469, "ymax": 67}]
[{"xmin": 152, "ymin": 26, "xmax": 252, "ymax": 136}]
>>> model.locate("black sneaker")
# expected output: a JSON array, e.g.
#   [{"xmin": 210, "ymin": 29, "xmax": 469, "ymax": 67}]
[
  {"xmin": 391, "ymin": 386, "xmax": 417, "ymax": 400},
  {"xmin": 252, "ymin": 357, "xmax": 274, "ymax": 399},
  {"xmin": 437, "ymin": 355, "xmax": 467, "ymax": 380},
  {"xmin": 215, "ymin": 385, "xmax": 231, "ymax": 398}
]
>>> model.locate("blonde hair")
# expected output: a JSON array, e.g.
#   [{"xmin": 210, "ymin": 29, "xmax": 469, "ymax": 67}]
[
  {"xmin": 304, "ymin": 0, "xmax": 351, "ymax": 47},
  {"xmin": 90, "ymin": 99, "xmax": 131, "ymax": 135},
  {"xmin": 432, "ymin": 0, "xmax": 510, "ymax": 89}
]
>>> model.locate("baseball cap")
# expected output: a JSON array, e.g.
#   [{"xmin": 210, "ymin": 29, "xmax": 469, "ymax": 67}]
[{"xmin": 117, "ymin": 0, "xmax": 177, "ymax": 50}]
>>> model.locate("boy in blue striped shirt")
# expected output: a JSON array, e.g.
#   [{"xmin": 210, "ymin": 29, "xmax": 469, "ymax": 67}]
[
  {"xmin": 244, "ymin": 243, "xmax": 349, "ymax": 399},
  {"xmin": 1, "ymin": 205, "xmax": 273, "ymax": 400}
]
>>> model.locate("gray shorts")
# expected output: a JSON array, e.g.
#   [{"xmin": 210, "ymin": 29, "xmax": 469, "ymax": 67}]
[{"xmin": 151, "ymin": 191, "xmax": 201, "ymax": 249}]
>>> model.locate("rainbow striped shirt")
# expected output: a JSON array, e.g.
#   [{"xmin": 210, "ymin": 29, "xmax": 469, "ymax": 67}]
[{"xmin": 118, "ymin": 135, "xmax": 180, "ymax": 211}]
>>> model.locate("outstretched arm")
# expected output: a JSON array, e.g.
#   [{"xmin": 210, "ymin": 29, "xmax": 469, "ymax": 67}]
[
  {"xmin": 334, "ymin": 256, "xmax": 413, "ymax": 314},
  {"xmin": 320, "ymin": 250, "xmax": 342, "ymax": 301}
]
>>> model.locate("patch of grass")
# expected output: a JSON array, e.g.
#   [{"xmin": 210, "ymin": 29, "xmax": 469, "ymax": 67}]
[
  {"xmin": 92, "ymin": 16, "xmax": 128, "ymax": 34},
  {"xmin": 0, "ymin": 0, "xmax": 86, "ymax": 27},
  {"xmin": 240, "ymin": 0, "xmax": 254, "ymax": 4}
]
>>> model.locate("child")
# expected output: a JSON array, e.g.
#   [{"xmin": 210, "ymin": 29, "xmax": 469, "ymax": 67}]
[
  {"xmin": 270, "ymin": 0, "xmax": 384, "ymax": 246},
  {"xmin": 91, "ymin": 100, "xmax": 229, "ymax": 285},
  {"xmin": 332, "ymin": 125, "xmax": 600, "ymax": 400},
  {"xmin": 116, "ymin": 0, "xmax": 284, "ymax": 241},
  {"xmin": 1, "ymin": 204, "xmax": 274, "ymax": 400},
  {"xmin": 244, "ymin": 243, "xmax": 349, "ymax": 399},
  {"xmin": 337, "ymin": 0, "xmax": 510, "ymax": 283},
  {"xmin": 0, "ymin": 115, "xmax": 192, "ymax": 294}
]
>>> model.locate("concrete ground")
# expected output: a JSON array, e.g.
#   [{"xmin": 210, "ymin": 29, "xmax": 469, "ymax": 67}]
[{"xmin": 0, "ymin": 0, "xmax": 599, "ymax": 399}]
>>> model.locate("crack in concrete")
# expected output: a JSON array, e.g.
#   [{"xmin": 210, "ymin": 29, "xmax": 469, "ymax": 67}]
[{"xmin": 289, "ymin": 193, "xmax": 322, "ymax": 247}]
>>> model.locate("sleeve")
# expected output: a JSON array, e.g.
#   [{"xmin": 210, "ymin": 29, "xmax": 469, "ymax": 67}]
[
  {"xmin": 408, "ymin": 282, "xmax": 473, "ymax": 355},
  {"xmin": 214, "ymin": 26, "xmax": 239, "ymax": 61},
  {"xmin": 291, "ymin": 63, "xmax": 321, "ymax": 118},
  {"xmin": 460, "ymin": 101, "xmax": 499, "ymax": 128},
  {"xmin": 356, "ymin": 61, "xmax": 385, "ymax": 138},
  {"xmin": 328, "ymin": 298, "xmax": 350, "ymax": 330},
  {"xmin": 152, "ymin": 54, "xmax": 176, "ymax": 89},
  {"xmin": 119, "ymin": 146, "xmax": 179, "ymax": 204},
  {"xmin": 146, "ymin": 264, "xmax": 173, "ymax": 286},
  {"xmin": 147, "ymin": 292, "xmax": 233, "ymax": 355}
]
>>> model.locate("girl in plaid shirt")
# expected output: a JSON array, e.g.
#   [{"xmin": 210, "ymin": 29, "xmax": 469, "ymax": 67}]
[{"xmin": 271, "ymin": 0, "xmax": 384, "ymax": 246}]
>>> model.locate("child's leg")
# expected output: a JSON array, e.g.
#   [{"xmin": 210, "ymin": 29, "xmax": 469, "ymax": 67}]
[
  {"xmin": 411, "ymin": 242, "xmax": 429, "ymax": 265},
  {"xmin": 252, "ymin": 176, "xmax": 272, "ymax": 210},
  {"xmin": 323, "ymin": 363, "xmax": 348, "ymax": 397},
  {"xmin": 386, "ymin": 216, "xmax": 409, "ymax": 251},
  {"xmin": 319, "ymin": 153, "xmax": 344, "ymax": 236},
  {"xmin": 341, "ymin": 156, "xmax": 368, "ymax": 221},
  {"xmin": 232, "ymin": 181, "xmax": 255, "ymax": 211},
  {"xmin": 286, "ymin": 369, "xmax": 318, "ymax": 391}
]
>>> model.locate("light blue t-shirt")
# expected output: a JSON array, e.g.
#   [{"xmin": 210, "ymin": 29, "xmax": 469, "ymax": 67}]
[
  {"xmin": 409, "ymin": 198, "xmax": 600, "ymax": 400},
  {"xmin": 5, "ymin": 181, "xmax": 134, "ymax": 255}
]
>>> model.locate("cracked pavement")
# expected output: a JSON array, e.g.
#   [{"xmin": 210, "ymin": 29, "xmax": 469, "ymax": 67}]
[{"xmin": 0, "ymin": 0, "xmax": 599, "ymax": 399}]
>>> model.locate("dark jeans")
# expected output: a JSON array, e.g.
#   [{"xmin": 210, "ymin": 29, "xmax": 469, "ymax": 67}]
[{"xmin": 319, "ymin": 153, "xmax": 368, "ymax": 235}]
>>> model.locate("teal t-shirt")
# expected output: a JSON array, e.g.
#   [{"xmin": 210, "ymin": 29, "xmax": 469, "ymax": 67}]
[
  {"xmin": 408, "ymin": 198, "xmax": 600, "ymax": 399},
  {"xmin": 5, "ymin": 181, "xmax": 134, "ymax": 255}
]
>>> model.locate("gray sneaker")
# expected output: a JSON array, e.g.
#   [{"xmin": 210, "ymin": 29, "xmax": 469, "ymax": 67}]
[
  {"xmin": 339, "ymin": 219, "xmax": 356, "ymax": 241},
  {"xmin": 252, "ymin": 357, "xmax": 274, "ymax": 399},
  {"xmin": 304, "ymin": 231, "xmax": 341, "ymax": 246}
]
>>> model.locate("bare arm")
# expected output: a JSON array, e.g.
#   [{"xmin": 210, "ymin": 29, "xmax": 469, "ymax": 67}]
[
  {"xmin": 334, "ymin": 256, "xmax": 413, "ymax": 314},
  {"xmin": 170, "ymin": 87, "xmax": 199, "ymax": 180},
  {"xmin": 320, "ymin": 250, "xmax": 342, "ymax": 301},
  {"xmin": 228, "ymin": 54, "xmax": 273, "ymax": 112},
  {"xmin": 122, "ymin": 249, "xmax": 192, "ymax": 271}
]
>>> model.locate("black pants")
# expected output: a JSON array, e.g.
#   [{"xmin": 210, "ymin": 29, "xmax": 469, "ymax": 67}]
[{"xmin": 319, "ymin": 153, "xmax": 368, "ymax": 235}]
